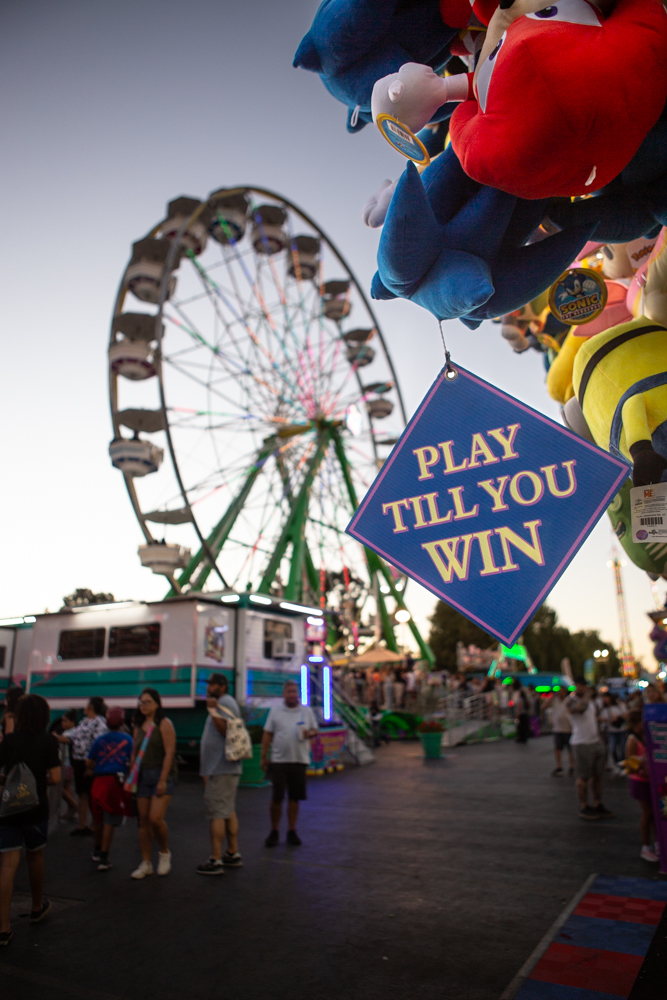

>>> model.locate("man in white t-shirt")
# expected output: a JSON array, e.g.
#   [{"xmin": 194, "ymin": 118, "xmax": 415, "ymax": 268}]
[
  {"xmin": 261, "ymin": 681, "xmax": 318, "ymax": 847},
  {"xmin": 550, "ymin": 688, "xmax": 574, "ymax": 777},
  {"xmin": 565, "ymin": 679, "xmax": 614, "ymax": 821}
]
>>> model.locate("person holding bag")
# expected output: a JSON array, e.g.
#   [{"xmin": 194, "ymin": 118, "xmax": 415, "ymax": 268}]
[
  {"xmin": 196, "ymin": 673, "xmax": 248, "ymax": 875},
  {"xmin": 0, "ymin": 694, "xmax": 61, "ymax": 946},
  {"xmin": 127, "ymin": 688, "xmax": 176, "ymax": 880}
]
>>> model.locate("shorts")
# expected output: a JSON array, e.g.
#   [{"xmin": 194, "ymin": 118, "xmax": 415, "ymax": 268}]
[
  {"xmin": 136, "ymin": 766, "xmax": 176, "ymax": 799},
  {"xmin": 72, "ymin": 758, "xmax": 93, "ymax": 795},
  {"xmin": 630, "ymin": 779, "xmax": 652, "ymax": 804},
  {"xmin": 204, "ymin": 774, "xmax": 240, "ymax": 820},
  {"xmin": 0, "ymin": 820, "xmax": 48, "ymax": 853},
  {"xmin": 554, "ymin": 732, "xmax": 571, "ymax": 751},
  {"xmin": 270, "ymin": 762, "xmax": 307, "ymax": 803},
  {"xmin": 573, "ymin": 741, "xmax": 606, "ymax": 781}
]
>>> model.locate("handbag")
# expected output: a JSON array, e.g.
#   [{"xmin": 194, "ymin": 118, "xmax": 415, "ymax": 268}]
[
  {"xmin": 0, "ymin": 762, "xmax": 40, "ymax": 817},
  {"xmin": 123, "ymin": 723, "xmax": 155, "ymax": 795},
  {"xmin": 211, "ymin": 705, "xmax": 253, "ymax": 761}
]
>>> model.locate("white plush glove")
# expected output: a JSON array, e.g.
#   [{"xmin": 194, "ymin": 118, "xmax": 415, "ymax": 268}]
[
  {"xmin": 362, "ymin": 179, "xmax": 397, "ymax": 229},
  {"xmin": 371, "ymin": 63, "xmax": 469, "ymax": 135}
]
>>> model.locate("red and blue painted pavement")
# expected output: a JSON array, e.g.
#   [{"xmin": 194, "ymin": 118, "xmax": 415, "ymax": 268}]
[{"xmin": 515, "ymin": 875, "xmax": 667, "ymax": 1000}]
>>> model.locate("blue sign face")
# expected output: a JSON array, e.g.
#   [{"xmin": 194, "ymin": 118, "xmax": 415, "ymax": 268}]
[{"xmin": 347, "ymin": 364, "xmax": 630, "ymax": 644}]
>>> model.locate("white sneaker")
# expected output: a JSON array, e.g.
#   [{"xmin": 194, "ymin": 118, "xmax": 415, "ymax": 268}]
[
  {"xmin": 157, "ymin": 850, "xmax": 172, "ymax": 876},
  {"xmin": 640, "ymin": 845, "xmax": 659, "ymax": 863},
  {"xmin": 131, "ymin": 860, "xmax": 154, "ymax": 880}
]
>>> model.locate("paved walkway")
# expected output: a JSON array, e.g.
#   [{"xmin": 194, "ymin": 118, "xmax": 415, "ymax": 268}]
[{"xmin": 0, "ymin": 736, "xmax": 661, "ymax": 1000}]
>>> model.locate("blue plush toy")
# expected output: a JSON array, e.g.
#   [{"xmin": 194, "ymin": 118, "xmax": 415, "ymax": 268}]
[
  {"xmin": 293, "ymin": 0, "xmax": 460, "ymax": 133},
  {"xmin": 370, "ymin": 153, "xmax": 595, "ymax": 329},
  {"xmin": 371, "ymin": 119, "xmax": 667, "ymax": 328}
]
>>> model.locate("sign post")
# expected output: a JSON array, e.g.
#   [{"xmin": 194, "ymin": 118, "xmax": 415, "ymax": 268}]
[{"xmin": 347, "ymin": 364, "xmax": 630, "ymax": 644}]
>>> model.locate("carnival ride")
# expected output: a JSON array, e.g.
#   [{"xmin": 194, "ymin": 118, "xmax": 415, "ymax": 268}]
[{"xmin": 108, "ymin": 188, "xmax": 432, "ymax": 662}]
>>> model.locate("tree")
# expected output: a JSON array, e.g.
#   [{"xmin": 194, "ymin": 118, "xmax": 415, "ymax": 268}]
[
  {"xmin": 61, "ymin": 588, "xmax": 115, "ymax": 609},
  {"xmin": 428, "ymin": 601, "xmax": 619, "ymax": 677},
  {"xmin": 428, "ymin": 602, "xmax": 495, "ymax": 672}
]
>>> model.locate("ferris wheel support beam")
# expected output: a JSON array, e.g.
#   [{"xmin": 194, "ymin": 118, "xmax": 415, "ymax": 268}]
[
  {"xmin": 275, "ymin": 453, "xmax": 320, "ymax": 602},
  {"xmin": 331, "ymin": 429, "xmax": 435, "ymax": 666},
  {"xmin": 165, "ymin": 436, "xmax": 279, "ymax": 597},
  {"xmin": 257, "ymin": 427, "xmax": 334, "ymax": 601}
]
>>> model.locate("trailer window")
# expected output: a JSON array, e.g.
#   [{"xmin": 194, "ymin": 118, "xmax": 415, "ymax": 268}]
[
  {"xmin": 108, "ymin": 623, "xmax": 161, "ymax": 657},
  {"xmin": 58, "ymin": 629, "xmax": 106, "ymax": 660},
  {"xmin": 264, "ymin": 619, "xmax": 292, "ymax": 659},
  {"xmin": 0, "ymin": 647, "xmax": 5, "ymax": 671}
]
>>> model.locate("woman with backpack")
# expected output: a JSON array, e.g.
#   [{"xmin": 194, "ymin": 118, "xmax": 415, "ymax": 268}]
[
  {"xmin": 127, "ymin": 688, "xmax": 176, "ymax": 880},
  {"xmin": 0, "ymin": 694, "xmax": 61, "ymax": 946}
]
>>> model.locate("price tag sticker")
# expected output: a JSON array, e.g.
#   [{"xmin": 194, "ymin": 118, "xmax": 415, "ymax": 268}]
[
  {"xmin": 630, "ymin": 481, "xmax": 667, "ymax": 542},
  {"xmin": 376, "ymin": 114, "xmax": 430, "ymax": 166}
]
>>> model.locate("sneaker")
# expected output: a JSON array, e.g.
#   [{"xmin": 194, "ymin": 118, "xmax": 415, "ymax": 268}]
[
  {"xmin": 196, "ymin": 858, "xmax": 225, "ymax": 876},
  {"xmin": 30, "ymin": 899, "xmax": 51, "ymax": 924},
  {"xmin": 265, "ymin": 830, "xmax": 279, "ymax": 847},
  {"xmin": 641, "ymin": 845, "xmax": 659, "ymax": 863},
  {"xmin": 594, "ymin": 804, "xmax": 615, "ymax": 819},
  {"xmin": 157, "ymin": 850, "xmax": 172, "ymax": 876},
  {"xmin": 0, "ymin": 930, "xmax": 13, "ymax": 946},
  {"xmin": 551, "ymin": 768, "xmax": 564, "ymax": 776},
  {"xmin": 286, "ymin": 830, "xmax": 302, "ymax": 846},
  {"xmin": 131, "ymin": 860, "xmax": 154, "ymax": 880},
  {"xmin": 91, "ymin": 847, "xmax": 102, "ymax": 863},
  {"xmin": 97, "ymin": 860, "xmax": 113, "ymax": 871},
  {"xmin": 580, "ymin": 806, "xmax": 601, "ymax": 821},
  {"xmin": 222, "ymin": 851, "xmax": 243, "ymax": 868}
]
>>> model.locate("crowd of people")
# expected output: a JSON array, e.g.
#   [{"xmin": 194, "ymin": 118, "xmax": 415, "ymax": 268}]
[{"xmin": 0, "ymin": 676, "xmax": 318, "ymax": 946}]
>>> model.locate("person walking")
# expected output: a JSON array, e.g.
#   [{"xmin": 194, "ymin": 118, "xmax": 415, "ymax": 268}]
[
  {"xmin": 550, "ymin": 688, "xmax": 574, "ymax": 776},
  {"xmin": 129, "ymin": 688, "xmax": 176, "ymax": 880},
  {"xmin": 261, "ymin": 681, "xmax": 318, "ymax": 847},
  {"xmin": 196, "ymin": 673, "xmax": 243, "ymax": 875},
  {"xmin": 49, "ymin": 710, "xmax": 78, "ymax": 822},
  {"xmin": 566, "ymin": 678, "xmax": 614, "ymax": 820},
  {"xmin": 57, "ymin": 697, "xmax": 108, "ymax": 836},
  {"xmin": 0, "ymin": 694, "xmax": 60, "ymax": 946},
  {"xmin": 86, "ymin": 707, "xmax": 134, "ymax": 871},
  {"xmin": 512, "ymin": 679, "xmax": 530, "ymax": 744},
  {"xmin": 624, "ymin": 709, "xmax": 659, "ymax": 862}
]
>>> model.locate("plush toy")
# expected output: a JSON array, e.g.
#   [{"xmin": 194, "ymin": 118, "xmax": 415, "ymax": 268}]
[
  {"xmin": 628, "ymin": 228, "xmax": 667, "ymax": 326},
  {"xmin": 569, "ymin": 318, "xmax": 667, "ymax": 487},
  {"xmin": 370, "ymin": 151, "xmax": 595, "ymax": 327},
  {"xmin": 607, "ymin": 480, "xmax": 667, "ymax": 580},
  {"xmin": 293, "ymin": 0, "xmax": 473, "ymax": 132},
  {"xmin": 650, "ymin": 621, "xmax": 667, "ymax": 659},
  {"xmin": 449, "ymin": 0, "xmax": 667, "ymax": 199}
]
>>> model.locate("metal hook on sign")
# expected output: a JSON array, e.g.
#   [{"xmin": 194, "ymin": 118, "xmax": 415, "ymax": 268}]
[{"xmin": 439, "ymin": 320, "xmax": 458, "ymax": 380}]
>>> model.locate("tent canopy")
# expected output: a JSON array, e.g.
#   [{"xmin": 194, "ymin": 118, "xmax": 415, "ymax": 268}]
[{"xmin": 350, "ymin": 647, "xmax": 405, "ymax": 665}]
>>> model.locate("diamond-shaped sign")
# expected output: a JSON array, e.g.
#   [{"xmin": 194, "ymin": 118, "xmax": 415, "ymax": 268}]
[{"xmin": 347, "ymin": 364, "xmax": 630, "ymax": 644}]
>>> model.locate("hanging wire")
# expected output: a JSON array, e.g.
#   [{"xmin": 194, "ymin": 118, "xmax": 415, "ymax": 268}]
[{"xmin": 438, "ymin": 319, "xmax": 458, "ymax": 381}]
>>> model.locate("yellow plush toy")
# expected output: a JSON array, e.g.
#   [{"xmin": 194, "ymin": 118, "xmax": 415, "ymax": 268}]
[
  {"xmin": 546, "ymin": 330, "xmax": 585, "ymax": 404},
  {"xmin": 571, "ymin": 317, "xmax": 667, "ymax": 486}
]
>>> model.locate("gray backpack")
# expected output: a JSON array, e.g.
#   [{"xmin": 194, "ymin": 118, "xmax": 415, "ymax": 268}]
[{"xmin": 0, "ymin": 762, "xmax": 39, "ymax": 817}]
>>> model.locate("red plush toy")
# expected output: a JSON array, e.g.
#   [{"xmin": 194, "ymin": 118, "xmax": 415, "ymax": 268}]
[{"xmin": 449, "ymin": 0, "xmax": 667, "ymax": 199}]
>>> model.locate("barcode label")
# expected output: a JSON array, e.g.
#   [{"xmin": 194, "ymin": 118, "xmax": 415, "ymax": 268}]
[{"xmin": 640, "ymin": 516, "xmax": 663, "ymax": 525}]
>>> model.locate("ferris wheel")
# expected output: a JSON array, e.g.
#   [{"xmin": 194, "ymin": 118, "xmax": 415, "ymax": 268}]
[{"xmin": 108, "ymin": 186, "xmax": 432, "ymax": 660}]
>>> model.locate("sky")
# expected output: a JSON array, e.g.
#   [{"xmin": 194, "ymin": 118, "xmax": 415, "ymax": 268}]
[{"xmin": 0, "ymin": 0, "xmax": 662, "ymax": 669}]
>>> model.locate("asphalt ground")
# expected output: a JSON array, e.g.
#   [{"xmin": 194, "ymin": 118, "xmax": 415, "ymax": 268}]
[{"xmin": 0, "ymin": 735, "xmax": 662, "ymax": 1000}]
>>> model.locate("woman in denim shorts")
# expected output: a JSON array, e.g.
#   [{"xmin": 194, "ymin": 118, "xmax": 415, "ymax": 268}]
[{"xmin": 128, "ymin": 688, "xmax": 176, "ymax": 880}]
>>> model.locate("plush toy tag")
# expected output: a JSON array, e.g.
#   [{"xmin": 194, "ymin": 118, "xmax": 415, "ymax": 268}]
[
  {"xmin": 346, "ymin": 363, "xmax": 629, "ymax": 644},
  {"xmin": 549, "ymin": 267, "xmax": 607, "ymax": 325},
  {"xmin": 376, "ymin": 114, "xmax": 431, "ymax": 166},
  {"xmin": 630, "ymin": 482, "xmax": 667, "ymax": 542}
]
